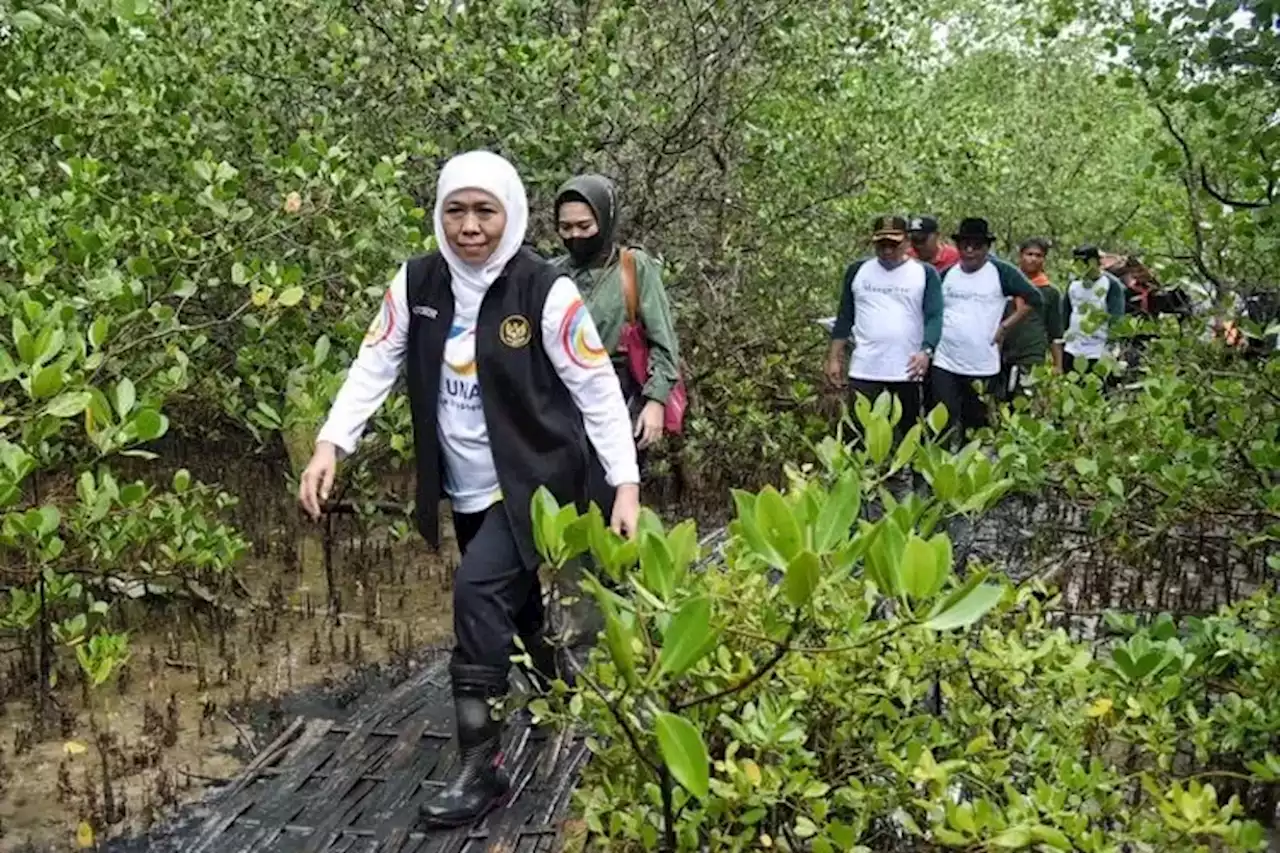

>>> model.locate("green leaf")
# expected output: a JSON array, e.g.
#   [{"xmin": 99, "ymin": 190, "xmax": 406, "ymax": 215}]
[
  {"xmin": 658, "ymin": 596, "xmax": 719, "ymax": 677},
  {"xmin": 231, "ymin": 262, "xmax": 248, "ymax": 285},
  {"xmin": 1107, "ymin": 475, "xmax": 1124, "ymax": 498},
  {"xmin": 31, "ymin": 364, "xmax": 65, "ymax": 400},
  {"xmin": 755, "ymin": 487, "xmax": 802, "ymax": 567},
  {"xmin": 812, "ymin": 471, "xmax": 861, "ymax": 552},
  {"xmin": 1111, "ymin": 647, "xmax": 1139, "ymax": 680},
  {"xmin": 929, "ymin": 533, "xmax": 953, "ymax": 590},
  {"xmin": 255, "ymin": 400, "xmax": 281, "ymax": 427},
  {"xmin": 120, "ymin": 482, "xmax": 147, "ymax": 506},
  {"xmin": 926, "ymin": 402, "xmax": 949, "ymax": 435},
  {"xmin": 654, "ymin": 712, "xmax": 709, "ymax": 800},
  {"xmin": 853, "ymin": 392, "xmax": 873, "ymax": 430},
  {"xmin": 130, "ymin": 409, "xmax": 167, "ymax": 442},
  {"xmin": 89, "ymin": 316, "xmax": 109, "ymax": 348},
  {"xmin": 666, "ymin": 519, "xmax": 698, "ymax": 571},
  {"xmin": 115, "ymin": 377, "xmax": 136, "ymax": 417},
  {"xmin": 866, "ymin": 519, "xmax": 905, "ymax": 595},
  {"xmin": 991, "ymin": 826, "xmax": 1033, "ymax": 848},
  {"xmin": 44, "ymin": 391, "xmax": 92, "ymax": 419},
  {"xmin": 1030, "ymin": 825, "xmax": 1072, "ymax": 850},
  {"xmin": 312, "ymin": 335, "xmax": 331, "ymax": 368},
  {"xmin": 531, "ymin": 487, "xmax": 561, "ymax": 565},
  {"xmin": 1073, "ymin": 457, "xmax": 1098, "ymax": 477},
  {"xmin": 639, "ymin": 530, "xmax": 676, "ymax": 600},
  {"xmin": 13, "ymin": 10, "xmax": 43, "ymax": 29},
  {"xmin": 925, "ymin": 582, "xmax": 1003, "ymax": 631},
  {"xmin": 731, "ymin": 489, "xmax": 780, "ymax": 569},
  {"xmin": 900, "ymin": 534, "xmax": 942, "ymax": 600},
  {"xmin": 277, "ymin": 286, "xmax": 305, "ymax": 307},
  {"xmin": 599, "ymin": 590, "xmax": 637, "ymax": 688},
  {"xmin": 36, "ymin": 506, "xmax": 60, "ymax": 537},
  {"xmin": 866, "ymin": 417, "xmax": 892, "ymax": 465},
  {"xmin": 932, "ymin": 461, "xmax": 958, "ymax": 502},
  {"xmin": 783, "ymin": 550, "xmax": 820, "ymax": 607},
  {"xmin": 86, "ymin": 387, "xmax": 114, "ymax": 431},
  {"xmin": 636, "ymin": 506, "xmax": 664, "ymax": 539},
  {"xmin": 891, "ymin": 423, "xmax": 922, "ymax": 473},
  {"xmin": 172, "ymin": 469, "xmax": 191, "ymax": 494}
]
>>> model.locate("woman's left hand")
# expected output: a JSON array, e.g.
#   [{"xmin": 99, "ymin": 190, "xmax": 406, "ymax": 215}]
[
  {"xmin": 611, "ymin": 483, "xmax": 641, "ymax": 539},
  {"xmin": 635, "ymin": 400, "xmax": 665, "ymax": 450}
]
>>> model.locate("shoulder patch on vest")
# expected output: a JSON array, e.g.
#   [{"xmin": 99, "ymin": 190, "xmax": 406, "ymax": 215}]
[
  {"xmin": 499, "ymin": 314, "xmax": 532, "ymax": 348},
  {"xmin": 559, "ymin": 299, "xmax": 609, "ymax": 368}
]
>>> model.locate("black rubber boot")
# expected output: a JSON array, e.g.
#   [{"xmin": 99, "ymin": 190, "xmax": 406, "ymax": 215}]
[{"xmin": 419, "ymin": 664, "xmax": 510, "ymax": 828}]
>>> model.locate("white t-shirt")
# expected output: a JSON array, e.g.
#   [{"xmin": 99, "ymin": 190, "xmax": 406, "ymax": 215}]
[
  {"xmin": 847, "ymin": 259, "xmax": 927, "ymax": 382},
  {"xmin": 437, "ymin": 305, "xmax": 496, "ymax": 513},
  {"xmin": 1065, "ymin": 276, "xmax": 1113, "ymax": 359},
  {"xmin": 317, "ymin": 264, "xmax": 640, "ymax": 514},
  {"xmin": 935, "ymin": 262, "xmax": 1007, "ymax": 377}
]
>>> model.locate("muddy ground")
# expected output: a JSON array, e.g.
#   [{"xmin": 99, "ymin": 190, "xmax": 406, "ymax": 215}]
[{"xmin": 0, "ymin": 516, "xmax": 460, "ymax": 852}]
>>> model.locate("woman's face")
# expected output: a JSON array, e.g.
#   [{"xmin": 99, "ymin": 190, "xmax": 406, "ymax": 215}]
[
  {"xmin": 442, "ymin": 189, "xmax": 507, "ymax": 265},
  {"xmin": 556, "ymin": 201, "xmax": 599, "ymax": 240}
]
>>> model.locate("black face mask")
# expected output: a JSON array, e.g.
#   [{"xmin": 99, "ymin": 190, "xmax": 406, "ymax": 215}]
[{"xmin": 564, "ymin": 232, "xmax": 607, "ymax": 265}]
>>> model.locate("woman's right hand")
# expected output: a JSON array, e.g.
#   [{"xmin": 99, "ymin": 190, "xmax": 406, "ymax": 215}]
[{"xmin": 298, "ymin": 442, "xmax": 338, "ymax": 520}]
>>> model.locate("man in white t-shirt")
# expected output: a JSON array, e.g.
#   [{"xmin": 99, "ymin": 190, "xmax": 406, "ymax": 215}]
[
  {"xmin": 824, "ymin": 215, "xmax": 943, "ymax": 441},
  {"xmin": 931, "ymin": 217, "xmax": 1043, "ymax": 447},
  {"xmin": 1063, "ymin": 244, "xmax": 1125, "ymax": 374}
]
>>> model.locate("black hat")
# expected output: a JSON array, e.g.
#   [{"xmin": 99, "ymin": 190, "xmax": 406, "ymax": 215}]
[
  {"xmin": 908, "ymin": 215, "xmax": 939, "ymax": 235},
  {"xmin": 1072, "ymin": 244, "xmax": 1101, "ymax": 261},
  {"xmin": 871, "ymin": 214, "xmax": 908, "ymax": 243},
  {"xmin": 952, "ymin": 217, "xmax": 996, "ymax": 243}
]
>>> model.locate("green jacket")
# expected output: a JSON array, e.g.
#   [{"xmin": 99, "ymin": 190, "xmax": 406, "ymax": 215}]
[
  {"xmin": 1002, "ymin": 277, "xmax": 1065, "ymax": 366},
  {"xmin": 552, "ymin": 247, "xmax": 681, "ymax": 404}
]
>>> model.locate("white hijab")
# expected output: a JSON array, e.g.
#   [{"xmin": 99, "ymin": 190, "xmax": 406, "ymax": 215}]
[{"xmin": 433, "ymin": 150, "xmax": 529, "ymax": 298}]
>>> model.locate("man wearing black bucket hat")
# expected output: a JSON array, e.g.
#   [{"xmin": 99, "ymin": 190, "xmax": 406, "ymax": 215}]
[
  {"xmin": 825, "ymin": 215, "xmax": 943, "ymax": 441},
  {"xmin": 932, "ymin": 217, "xmax": 1042, "ymax": 446}
]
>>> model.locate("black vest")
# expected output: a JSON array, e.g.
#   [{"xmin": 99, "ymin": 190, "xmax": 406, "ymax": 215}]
[{"xmin": 404, "ymin": 248, "xmax": 590, "ymax": 570}]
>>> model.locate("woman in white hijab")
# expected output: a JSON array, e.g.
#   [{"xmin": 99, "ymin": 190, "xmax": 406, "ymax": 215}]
[{"xmin": 298, "ymin": 150, "xmax": 640, "ymax": 827}]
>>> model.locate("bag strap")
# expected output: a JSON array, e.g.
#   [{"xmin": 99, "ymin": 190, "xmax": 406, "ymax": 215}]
[{"xmin": 619, "ymin": 247, "xmax": 640, "ymax": 325}]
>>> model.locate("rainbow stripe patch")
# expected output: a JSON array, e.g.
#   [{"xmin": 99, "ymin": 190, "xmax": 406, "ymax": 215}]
[
  {"xmin": 363, "ymin": 289, "xmax": 396, "ymax": 347},
  {"xmin": 559, "ymin": 299, "xmax": 608, "ymax": 369}
]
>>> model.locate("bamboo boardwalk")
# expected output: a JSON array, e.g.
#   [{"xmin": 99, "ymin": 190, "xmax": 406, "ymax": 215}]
[{"xmin": 179, "ymin": 653, "xmax": 586, "ymax": 853}]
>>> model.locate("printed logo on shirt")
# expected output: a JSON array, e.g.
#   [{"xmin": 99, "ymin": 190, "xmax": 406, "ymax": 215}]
[
  {"xmin": 444, "ymin": 323, "xmax": 476, "ymax": 376},
  {"xmin": 411, "ymin": 305, "xmax": 438, "ymax": 319},
  {"xmin": 559, "ymin": 299, "xmax": 609, "ymax": 369},
  {"xmin": 859, "ymin": 283, "xmax": 914, "ymax": 296},
  {"xmin": 499, "ymin": 314, "xmax": 532, "ymax": 348},
  {"xmin": 363, "ymin": 289, "xmax": 396, "ymax": 346}
]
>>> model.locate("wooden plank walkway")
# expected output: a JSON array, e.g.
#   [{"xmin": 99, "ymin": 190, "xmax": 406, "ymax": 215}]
[{"xmin": 183, "ymin": 654, "xmax": 588, "ymax": 853}]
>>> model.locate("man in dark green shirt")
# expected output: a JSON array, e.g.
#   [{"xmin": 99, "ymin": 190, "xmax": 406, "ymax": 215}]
[{"xmin": 999, "ymin": 237, "xmax": 1065, "ymax": 399}]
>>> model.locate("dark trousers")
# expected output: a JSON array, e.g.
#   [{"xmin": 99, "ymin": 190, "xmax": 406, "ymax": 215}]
[
  {"xmin": 995, "ymin": 362, "xmax": 1033, "ymax": 403},
  {"xmin": 928, "ymin": 367, "xmax": 996, "ymax": 448},
  {"xmin": 1064, "ymin": 352, "xmax": 1098, "ymax": 375},
  {"xmin": 848, "ymin": 379, "xmax": 922, "ymax": 442},
  {"xmin": 451, "ymin": 504, "xmax": 543, "ymax": 676}
]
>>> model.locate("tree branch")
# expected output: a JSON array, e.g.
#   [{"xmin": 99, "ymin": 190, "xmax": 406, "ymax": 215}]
[
  {"xmin": 1199, "ymin": 163, "xmax": 1274, "ymax": 210},
  {"xmin": 564, "ymin": 654, "xmax": 663, "ymax": 777},
  {"xmin": 1148, "ymin": 93, "xmax": 1224, "ymax": 294},
  {"xmin": 675, "ymin": 613, "xmax": 801, "ymax": 711}
]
